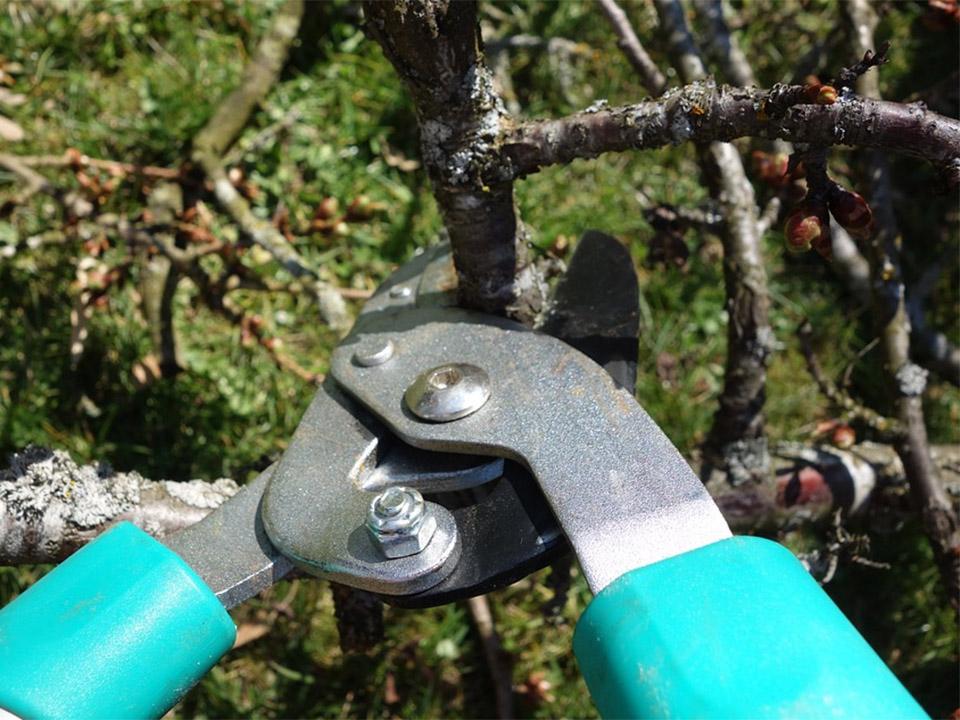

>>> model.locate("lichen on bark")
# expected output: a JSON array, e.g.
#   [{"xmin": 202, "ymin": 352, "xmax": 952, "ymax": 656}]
[{"xmin": 363, "ymin": 0, "xmax": 545, "ymax": 321}]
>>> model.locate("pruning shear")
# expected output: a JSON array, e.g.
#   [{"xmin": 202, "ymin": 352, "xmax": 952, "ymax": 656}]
[{"xmin": 0, "ymin": 234, "xmax": 927, "ymax": 719}]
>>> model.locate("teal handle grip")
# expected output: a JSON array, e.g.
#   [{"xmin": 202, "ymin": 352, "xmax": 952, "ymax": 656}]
[
  {"xmin": 0, "ymin": 522, "xmax": 236, "ymax": 719},
  {"xmin": 574, "ymin": 536, "xmax": 927, "ymax": 719}
]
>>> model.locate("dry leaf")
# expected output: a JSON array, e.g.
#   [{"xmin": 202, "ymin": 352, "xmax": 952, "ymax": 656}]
[
  {"xmin": 384, "ymin": 672, "xmax": 400, "ymax": 705},
  {"xmin": 0, "ymin": 115, "xmax": 24, "ymax": 142},
  {"xmin": 0, "ymin": 88, "xmax": 26, "ymax": 108},
  {"xmin": 233, "ymin": 622, "xmax": 271, "ymax": 648}
]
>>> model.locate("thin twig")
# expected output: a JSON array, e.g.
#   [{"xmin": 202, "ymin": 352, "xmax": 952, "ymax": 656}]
[
  {"xmin": 2, "ymin": 152, "xmax": 181, "ymax": 180},
  {"xmin": 191, "ymin": 0, "xmax": 349, "ymax": 330},
  {"xmin": 0, "ymin": 152, "xmax": 59, "ymax": 207},
  {"xmin": 467, "ymin": 595, "xmax": 514, "ymax": 720},
  {"xmin": 596, "ymin": 0, "xmax": 667, "ymax": 95},
  {"xmin": 697, "ymin": 0, "xmax": 756, "ymax": 88},
  {"xmin": 797, "ymin": 320, "xmax": 903, "ymax": 437}
]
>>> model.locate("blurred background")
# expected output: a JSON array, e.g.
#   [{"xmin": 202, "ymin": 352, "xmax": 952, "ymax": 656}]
[{"xmin": 0, "ymin": 1, "xmax": 957, "ymax": 717}]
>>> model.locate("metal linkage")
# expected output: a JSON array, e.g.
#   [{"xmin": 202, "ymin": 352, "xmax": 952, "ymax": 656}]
[{"xmin": 332, "ymin": 306, "xmax": 732, "ymax": 594}]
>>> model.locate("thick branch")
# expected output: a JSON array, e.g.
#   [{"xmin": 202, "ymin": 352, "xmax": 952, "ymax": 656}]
[
  {"xmin": 363, "ymin": 0, "xmax": 544, "ymax": 321},
  {"xmin": 499, "ymin": 86, "xmax": 960, "ymax": 182},
  {"xmin": 4, "ymin": 443, "xmax": 956, "ymax": 565},
  {"xmin": 0, "ymin": 447, "xmax": 237, "ymax": 564}
]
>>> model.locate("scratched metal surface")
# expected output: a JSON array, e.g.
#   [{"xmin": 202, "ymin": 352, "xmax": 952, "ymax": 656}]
[
  {"xmin": 332, "ymin": 306, "xmax": 732, "ymax": 593},
  {"xmin": 162, "ymin": 466, "xmax": 293, "ymax": 609},
  {"xmin": 260, "ymin": 382, "xmax": 462, "ymax": 595}
]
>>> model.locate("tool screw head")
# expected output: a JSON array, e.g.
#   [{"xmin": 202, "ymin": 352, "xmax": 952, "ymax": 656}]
[
  {"xmin": 366, "ymin": 486, "xmax": 437, "ymax": 558},
  {"xmin": 404, "ymin": 363, "xmax": 490, "ymax": 422},
  {"xmin": 353, "ymin": 338, "xmax": 395, "ymax": 367},
  {"xmin": 389, "ymin": 284, "xmax": 413, "ymax": 299}
]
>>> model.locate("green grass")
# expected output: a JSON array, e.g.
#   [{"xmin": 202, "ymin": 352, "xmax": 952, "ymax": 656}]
[{"xmin": 0, "ymin": 0, "xmax": 956, "ymax": 717}]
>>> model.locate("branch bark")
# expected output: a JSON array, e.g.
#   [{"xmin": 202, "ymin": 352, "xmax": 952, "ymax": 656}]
[
  {"xmin": 844, "ymin": 0, "xmax": 960, "ymax": 607},
  {"xmin": 0, "ymin": 447, "xmax": 238, "ymax": 564},
  {"xmin": 498, "ymin": 87, "xmax": 960, "ymax": 183},
  {"xmin": 363, "ymin": 0, "xmax": 545, "ymax": 321},
  {"xmin": 4, "ymin": 443, "xmax": 956, "ymax": 566},
  {"xmin": 644, "ymin": 0, "xmax": 773, "ymax": 483}
]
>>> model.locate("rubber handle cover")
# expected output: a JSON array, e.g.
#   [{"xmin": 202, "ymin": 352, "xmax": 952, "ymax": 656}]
[
  {"xmin": 0, "ymin": 522, "xmax": 236, "ymax": 719},
  {"xmin": 573, "ymin": 536, "xmax": 927, "ymax": 719}
]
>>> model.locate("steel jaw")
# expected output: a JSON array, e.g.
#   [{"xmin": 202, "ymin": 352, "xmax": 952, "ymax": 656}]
[
  {"xmin": 264, "ymin": 239, "xmax": 729, "ymax": 597},
  {"xmin": 329, "ymin": 306, "xmax": 732, "ymax": 593}
]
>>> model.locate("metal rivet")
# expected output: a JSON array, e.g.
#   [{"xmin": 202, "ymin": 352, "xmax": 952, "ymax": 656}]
[
  {"xmin": 405, "ymin": 363, "xmax": 490, "ymax": 422},
  {"xmin": 353, "ymin": 338, "xmax": 395, "ymax": 367},
  {"xmin": 389, "ymin": 285, "xmax": 412, "ymax": 299},
  {"xmin": 366, "ymin": 486, "xmax": 437, "ymax": 558}
]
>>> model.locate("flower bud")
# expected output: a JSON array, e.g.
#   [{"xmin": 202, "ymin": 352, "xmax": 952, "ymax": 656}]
[
  {"xmin": 315, "ymin": 196, "xmax": 340, "ymax": 220},
  {"xmin": 811, "ymin": 226, "xmax": 833, "ymax": 260},
  {"xmin": 829, "ymin": 188, "xmax": 873, "ymax": 238},
  {"xmin": 752, "ymin": 151, "xmax": 790, "ymax": 187},
  {"xmin": 831, "ymin": 424, "xmax": 856, "ymax": 449},
  {"xmin": 803, "ymin": 80, "xmax": 823, "ymax": 103},
  {"xmin": 816, "ymin": 85, "xmax": 838, "ymax": 105},
  {"xmin": 784, "ymin": 202, "xmax": 829, "ymax": 254}
]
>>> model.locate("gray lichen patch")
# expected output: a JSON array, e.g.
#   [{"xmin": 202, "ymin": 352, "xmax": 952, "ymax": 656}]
[
  {"xmin": 0, "ymin": 446, "xmax": 140, "ymax": 527},
  {"xmin": 895, "ymin": 362, "xmax": 928, "ymax": 397},
  {"xmin": 163, "ymin": 478, "xmax": 239, "ymax": 509}
]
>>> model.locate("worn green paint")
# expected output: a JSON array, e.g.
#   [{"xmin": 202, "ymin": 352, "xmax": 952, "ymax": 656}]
[
  {"xmin": 0, "ymin": 522, "xmax": 235, "ymax": 719},
  {"xmin": 574, "ymin": 536, "xmax": 928, "ymax": 719}
]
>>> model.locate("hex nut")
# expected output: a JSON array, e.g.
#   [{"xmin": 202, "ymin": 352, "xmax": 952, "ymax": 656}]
[{"xmin": 366, "ymin": 487, "xmax": 438, "ymax": 559}]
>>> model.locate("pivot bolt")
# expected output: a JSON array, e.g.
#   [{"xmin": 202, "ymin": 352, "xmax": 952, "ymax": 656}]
[
  {"xmin": 366, "ymin": 486, "xmax": 437, "ymax": 558},
  {"xmin": 404, "ymin": 363, "xmax": 490, "ymax": 422},
  {"xmin": 389, "ymin": 284, "xmax": 413, "ymax": 299}
]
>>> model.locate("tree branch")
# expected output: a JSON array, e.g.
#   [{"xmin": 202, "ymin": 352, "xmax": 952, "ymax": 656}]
[
  {"xmin": 498, "ymin": 86, "xmax": 960, "ymax": 182},
  {"xmin": 466, "ymin": 595, "xmax": 514, "ymax": 719},
  {"xmin": 363, "ymin": 0, "xmax": 545, "ymax": 321},
  {"xmin": 1, "ymin": 152, "xmax": 181, "ymax": 181},
  {"xmin": 596, "ymin": 0, "xmax": 667, "ymax": 96},
  {"xmin": 0, "ymin": 447, "xmax": 238, "ymax": 564},
  {"xmin": 844, "ymin": 0, "xmax": 960, "ymax": 607},
  {"xmin": 798, "ymin": 320, "xmax": 904, "ymax": 437},
  {"xmin": 638, "ymin": 0, "xmax": 773, "ymax": 483},
  {"xmin": 698, "ymin": 0, "xmax": 756, "ymax": 88},
  {"xmin": 191, "ymin": 0, "xmax": 350, "ymax": 331},
  {"xmin": 4, "ymin": 443, "xmax": 956, "ymax": 566}
]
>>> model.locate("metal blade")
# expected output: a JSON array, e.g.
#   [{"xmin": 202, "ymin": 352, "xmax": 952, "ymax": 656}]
[
  {"xmin": 163, "ymin": 465, "xmax": 293, "ymax": 609},
  {"xmin": 332, "ymin": 307, "xmax": 732, "ymax": 594},
  {"xmin": 540, "ymin": 230, "xmax": 640, "ymax": 391}
]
